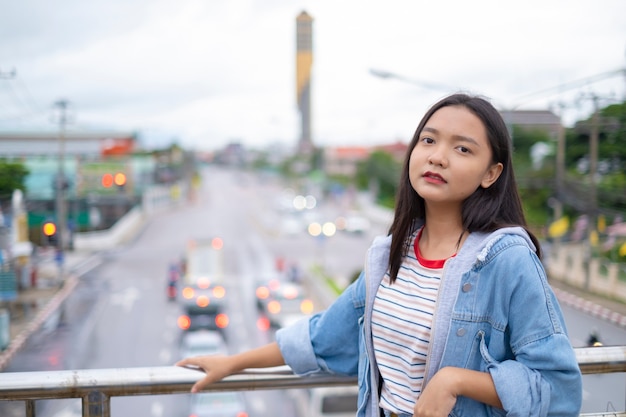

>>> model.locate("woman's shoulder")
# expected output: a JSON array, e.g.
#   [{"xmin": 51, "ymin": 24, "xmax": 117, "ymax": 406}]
[{"xmin": 472, "ymin": 228, "xmax": 543, "ymax": 272}]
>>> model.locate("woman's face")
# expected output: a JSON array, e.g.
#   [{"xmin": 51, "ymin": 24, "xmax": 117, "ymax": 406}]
[{"xmin": 408, "ymin": 105, "xmax": 503, "ymax": 208}]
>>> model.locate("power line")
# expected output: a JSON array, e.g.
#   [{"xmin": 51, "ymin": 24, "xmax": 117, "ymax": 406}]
[
  {"xmin": 508, "ymin": 68, "xmax": 626, "ymax": 109},
  {"xmin": 0, "ymin": 67, "xmax": 47, "ymax": 122}
]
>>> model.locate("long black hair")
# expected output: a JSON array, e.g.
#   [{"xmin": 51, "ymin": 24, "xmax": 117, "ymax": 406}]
[{"xmin": 387, "ymin": 93, "xmax": 540, "ymax": 282}]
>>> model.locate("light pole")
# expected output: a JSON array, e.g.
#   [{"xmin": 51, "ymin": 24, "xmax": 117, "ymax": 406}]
[
  {"xmin": 369, "ymin": 68, "xmax": 461, "ymax": 93},
  {"xmin": 53, "ymin": 99, "xmax": 69, "ymax": 284}
]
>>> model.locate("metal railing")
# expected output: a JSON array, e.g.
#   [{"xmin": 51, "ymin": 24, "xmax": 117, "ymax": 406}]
[{"xmin": 0, "ymin": 346, "xmax": 625, "ymax": 417}]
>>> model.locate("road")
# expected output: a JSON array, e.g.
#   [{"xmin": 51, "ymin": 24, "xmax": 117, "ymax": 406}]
[
  {"xmin": 2, "ymin": 166, "xmax": 626, "ymax": 416},
  {"xmin": 561, "ymin": 304, "xmax": 626, "ymax": 414},
  {"xmin": 1, "ymin": 167, "xmax": 379, "ymax": 417}
]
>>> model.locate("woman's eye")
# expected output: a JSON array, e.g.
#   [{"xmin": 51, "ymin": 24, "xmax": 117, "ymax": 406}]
[
  {"xmin": 421, "ymin": 137, "xmax": 434, "ymax": 144},
  {"xmin": 457, "ymin": 146, "xmax": 470, "ymax": 154}
]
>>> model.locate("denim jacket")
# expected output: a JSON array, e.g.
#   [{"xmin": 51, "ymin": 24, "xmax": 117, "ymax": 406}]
[{"xmin": 276, "ymin": 227, "xmax": 582, "ymax": 417}]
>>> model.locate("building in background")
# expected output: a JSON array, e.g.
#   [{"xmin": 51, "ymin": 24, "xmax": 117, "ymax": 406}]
[
  {"xmin": 499, "ymin": 110, "xmax": 561, "ymax": 140},
  {"xmin": 0, "ymin": 130, "xmax": 147, "ymax": 240},
  {"xmin": 296, "ymin": 11, "xmax": 313, "ymax": 154}
]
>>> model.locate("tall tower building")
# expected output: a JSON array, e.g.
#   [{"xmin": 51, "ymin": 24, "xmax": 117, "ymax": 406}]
[{"xmin": 296, "ymin": 11, "xmax": 313, "ymax": 153}]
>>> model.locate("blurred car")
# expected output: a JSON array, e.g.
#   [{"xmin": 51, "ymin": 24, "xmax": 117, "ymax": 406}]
[
  {"xmin": 335, "ymin": 212, "xmax": 370, "ymax": 234},
  {"xmin": 257, "ymin": 282, "xmax": 314, "ymax": 329},
  {"xmin": 179, "ymin": 330, "xmax": 227, "ymax": 360},
  {"xmin": 177, "ymin": 311, "xmax": 230, "ymax": 333},
  {"xmin": 254, "ymin": 274, "xmax": 285, "ymax": 311},
  {"xmin": 178, "ymin": 238, "xmax": 229, "ymax": 332},
  {"xmin": 188, "ymin": 391, "xmax": 248, "ymax": 417},
  {"xmin": 166, "ymin": 261, "xmax": 181, "ymax": 301}
]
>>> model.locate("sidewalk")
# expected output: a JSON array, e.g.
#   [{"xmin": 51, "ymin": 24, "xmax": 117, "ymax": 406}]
[
  {"xmin": 0, "ymin": 250, "xmax": 100, "ymax": 371},
  {"xmin": 549, "ymin": 278, "xmax": 626, "ymax": 327}
]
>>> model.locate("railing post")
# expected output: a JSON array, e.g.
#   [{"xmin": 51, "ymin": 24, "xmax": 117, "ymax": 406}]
[
  {"xmin": 25, "ymin": 399, "xmax": 35, "ymax": 417},
  {"xmin": 82, "ymin": 391, "xmax": 110, "ymax": 417}
]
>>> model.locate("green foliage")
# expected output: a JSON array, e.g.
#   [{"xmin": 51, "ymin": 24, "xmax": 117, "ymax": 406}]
[
  {"xmin": 601, "ymin": 240, "xmax": 626, "ymax": 263},
  {"xmin": 566, "ymin": 101, "xmax": 626, "ymax": 169},
  {"xmin": 355, "ymin": 150, "xmax": 402, "ymax": 206},
  {"xmin": 250, "ymin": 151, "xmax": 271, "ymax": 170},
  {"xmin": 519, "ymin": 186, "xmax": 551, "ymax": 231},
  {"xmin": 511, "ymin": 125, "xmax": 552, "ymax": 157},
  {"xmin": 325, "ymin": 173, "xmax": 352, "ymax": 188},
  {"xmin": 0, "ymin": 159, "xmax": 29, "ymax": 200}
]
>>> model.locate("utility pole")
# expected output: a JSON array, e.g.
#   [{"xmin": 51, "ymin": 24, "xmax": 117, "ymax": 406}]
[
  {"xmin": 553, "ymin": 101, "xmax": 568, "ymax": 216},
  {"xmin": 588, "ymin": 95, "xmax": 600, "ymax": 226},
  {"xmin": 578, "ymin": 92, "xmax": 605, "ymax": 290},
  {"xmin": 53, "ymin": 99, "xmax": 69, "ymax": 285}
]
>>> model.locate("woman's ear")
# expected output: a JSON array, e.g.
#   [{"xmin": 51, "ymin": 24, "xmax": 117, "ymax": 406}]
[{"xmin": 481, "ymin": 162, "xmax": 503, "ymax": 188}]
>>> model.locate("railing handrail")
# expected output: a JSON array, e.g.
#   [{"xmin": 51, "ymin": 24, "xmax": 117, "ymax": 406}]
[
  {"xmin": 0, "ymin": 346, "xmax": 625, "ymax": 416},
  {"xmin": 0, "ymin": 366, "xmax": 357, "ymax": 400}
]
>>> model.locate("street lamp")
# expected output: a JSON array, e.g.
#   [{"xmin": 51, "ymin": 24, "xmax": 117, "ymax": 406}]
[{"xmin": 369, "ymin": 68, "xmax": 461, "ymax": 93}]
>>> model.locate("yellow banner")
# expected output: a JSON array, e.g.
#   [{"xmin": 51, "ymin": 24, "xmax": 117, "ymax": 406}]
[{"xmin": 548, "ymin": 216, "xmax": 569, "ymax": 238}]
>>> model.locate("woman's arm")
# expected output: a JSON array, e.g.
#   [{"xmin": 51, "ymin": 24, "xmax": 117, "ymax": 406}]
[
  {"xmin": 176, "ymin": 342, "xmax": 285, "ymax": 393},
  {"xmin": 415, "ymin": 367, "xmax": 502, "ymax": 416}
]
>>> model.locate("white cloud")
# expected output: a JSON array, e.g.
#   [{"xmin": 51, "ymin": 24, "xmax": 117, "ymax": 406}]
[{"xmin": 0, "ymin": 0, "xmax": 624, "ymax": 150}]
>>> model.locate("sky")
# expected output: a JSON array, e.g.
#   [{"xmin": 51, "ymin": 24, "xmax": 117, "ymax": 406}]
[{"xmin": 0, "ymin": 0, "xmax": 625, "ymax": 151}]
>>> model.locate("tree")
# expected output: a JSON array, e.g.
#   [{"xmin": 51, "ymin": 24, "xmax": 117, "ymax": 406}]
[
  {"xmin": 567, "ymin": 100, "xmax": 626, "ymax": 172},
  {"xmin": 0, "ymin": 159, "xmax": 29, "ymax": 201},
  {"xmin": 355, "ymin": 150, "xmax": 401, "ymax": 208}
]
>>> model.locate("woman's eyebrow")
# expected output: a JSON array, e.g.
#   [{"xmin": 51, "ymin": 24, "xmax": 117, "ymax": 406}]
[
  {"xmin": 421, "ymin": 126, "xmax": 480, "ymax": 146},
  {"xmin": 454, "ymin": 135, "xmax": 480, "ymax": 147}
]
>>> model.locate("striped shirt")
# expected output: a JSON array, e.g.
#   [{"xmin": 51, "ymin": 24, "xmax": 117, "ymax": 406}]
[{"xmin": 372, "ymin": 229, "xmax": 446, "ymax": 414}]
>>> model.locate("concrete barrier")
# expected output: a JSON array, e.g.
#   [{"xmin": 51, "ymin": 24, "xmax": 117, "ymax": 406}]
[
  {"xmin": 547, "ymin": 242, "xmax": 626, "ymax": 303},
  {"xmin": 73, "ymin": 182, "xmax": 189, "ymax": 252},
  {"xmin": 73, "ymin": 206, "xmax": 146, "ymax": 252}
]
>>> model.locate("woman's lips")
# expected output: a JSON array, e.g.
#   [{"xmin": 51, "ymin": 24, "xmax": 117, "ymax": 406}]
[{"xmin": 423, "ymin": 171, "xmax": 446, "ymax": 183}]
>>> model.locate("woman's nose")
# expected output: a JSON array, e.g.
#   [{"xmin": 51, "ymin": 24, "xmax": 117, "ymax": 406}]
[{"xmin": 428, "ymin": 150, "xmax": 447, "ymax": 167}]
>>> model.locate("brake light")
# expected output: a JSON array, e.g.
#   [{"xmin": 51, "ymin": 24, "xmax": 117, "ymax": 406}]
[
  {"xmin": 197, "ymin": 277, "xmax": 210, "ymax": 289},
  {"xmin": 213, "ymin": 286, "xmax": 226, "ymax": 298},
  {"xmin": 256, "ymin": 286, "xmax": 270, "ymax": 299},
  {"xmin": 211, "ymin": 237, "xmax": 223, "ymax": 250},
  {"xmin": 236, "ymin": 412, "xmax": 248, "ymax": 417},
  {"xmin": 177, "ymin": 315, "xmax": 191, "ymax": 330},
  {"xmin": 257, "ymin": 317, "xmax": 270, "ymax": 331},
  {"xmin": 215, "ymin": 313, "xmax": 229, "ymax": 328},
  {"xmin": 196, "ymin": 295, "xmax": 210, "ymax": 308},
  {"xmin": 268, "ymin": 279, "xmax": 280, "ymax": 291},
  {"xmin": 267, "ymin": 300, "xmax": 281, "ymax": 314},
  {"xmin": 168, "ymin": 286, "xmax": 177, "ymax": 297},
  {"xmin": 182, "ymin": 287, "xmax": 195, "ymax": 299}
]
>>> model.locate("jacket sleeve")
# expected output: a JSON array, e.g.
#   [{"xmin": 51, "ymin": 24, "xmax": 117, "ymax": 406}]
[
  {"xmin": 276, "ymin": 272, "xmax": 366, "ymax": 376},
  {"xmin": 487, "ymin": 245, "xmax": 582, "ymax": 417}
]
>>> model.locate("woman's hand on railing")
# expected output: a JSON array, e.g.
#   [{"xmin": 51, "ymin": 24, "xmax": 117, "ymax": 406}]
[
  {"xmin": 176, "ymin": 354, "xmax": 235, "ymax": 393},
  {"xmin": 177, "ymin": 342, "xmax": 286, "ymax": 393}
]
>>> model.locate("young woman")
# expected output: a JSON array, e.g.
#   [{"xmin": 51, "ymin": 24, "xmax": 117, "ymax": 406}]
[{"xmin": 177, "ymin": 93, "xmax": 583, "ymax": 417}]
